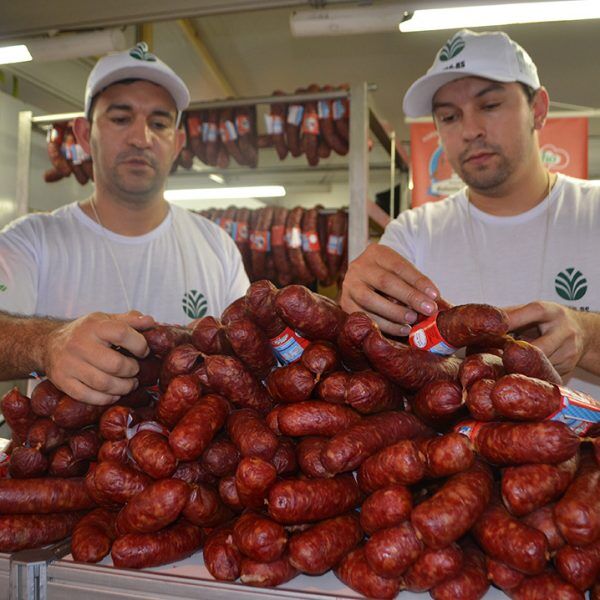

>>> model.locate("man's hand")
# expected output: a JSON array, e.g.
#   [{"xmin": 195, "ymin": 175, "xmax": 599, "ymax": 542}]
[
  {"xmin": 505, "ymin": 301, "xmax": 588, "ymax": 377},
  {"xmin": 41, "ymin": 311, "xmax": 156, "ymax": 406},
  {"xmin": 340, "ymin": 244, "xmax": 440, "ymax": 336}
]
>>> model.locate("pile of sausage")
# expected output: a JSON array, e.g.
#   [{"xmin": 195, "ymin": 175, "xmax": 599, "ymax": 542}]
[
  {"xmin": 44, "ymin": 121, "xmax": 93, "ymax": 185},
  {"xmin": 1, "ymin": 281, "xmax": 600, "ymax": 600},
  {"xmin": 198, "ymin": 205, "xmax": 347, "ymax": 287}
]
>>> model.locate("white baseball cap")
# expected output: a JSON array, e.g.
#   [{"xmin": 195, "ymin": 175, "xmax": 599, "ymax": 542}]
[
  {"xmin": 84, "ymin": 42, "xmax": 190, "ymax": 122},
  {"xmin": 402, "ymin": 29, "xmax": 540, "ymax": 118}
]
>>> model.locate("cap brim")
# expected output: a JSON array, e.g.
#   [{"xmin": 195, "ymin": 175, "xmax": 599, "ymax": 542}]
[
  {"xmin": 402, "ymin": 69, "xmax": 515, "ymax": 118},
  {"xmin": 87, "ymin": 63, "xmax": 190, "ymax": 116}
]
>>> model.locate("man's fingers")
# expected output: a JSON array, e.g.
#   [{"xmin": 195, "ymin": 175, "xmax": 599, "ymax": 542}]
[
  {"xmin": 96, "ymin": 318, "xmax": 150, "ymax": 359},
  {"xmin": 54, "ymin": 377, "xmax": 121, "ymax": 407}
]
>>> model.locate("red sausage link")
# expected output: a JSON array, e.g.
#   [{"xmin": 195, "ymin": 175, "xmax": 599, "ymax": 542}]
[
  {"xmin": 48, "ymin": 445, "xmax": 88, "ymax": 478},
  {"xmin": 464, "ymin": 420, "xmax": 580, "ymax": 465},
  {"xmin": 459, "ymin": 352, "xmax": 504, "ymax": 389},
  {"xmin": 244, "ymin": 280, "xmax": 287, "ymax": 339},
  {"xmin": 300, "ymin": 341, "xmax": 340, "ymax": 378},
  {"xmin": 271, "ymin": 438, "xmax": 297, "ymax": 475},
  {"xmin": 239, "ymin": 553, "xmax": 298, "ymax": 587},
  {"xmin": 156, "ymin": 374, "xmax": 201, "ymax": 429},
  {"xmin": 116, "ymin": 479, "xmax": 190, "ymax": 534},
  {"xmin": 0, "ymin": 511, "xmax": 83, "ymax": 552},
  {"xmin": 436, "ymin": 303, "xmax": 509, "ymax": 348},
  {"xmin": 227, "ymin": 408, "xmax": 278, "ymax": 460},
  {"xmin": 190, "ymin": 316, "xmax": 233, "ymax": 355},
  {"xmin": 501, "ymin": 453, "xmax": 579, "ymax": 516},
  {"xmin": 142, "ymin": 324, "xmax": 192, "ymax": 358},
  {"xmin": 218, "ymin": 475, "xmax": 244, "ymax": 512},
  {"xmin": 430, "ymin": 543, "xmax": 489, "ymax": 600},
  {"xmin": 169, "ymin": 394, "xmax": 230, "ymax": 461},
  {"xmin": 288, "ymin": 513, "xmax": 362, "ymax": 575},
  {"xmin": 485, "ymin": 557, "xmax": 525, "ymax": 592},
  {"xmin": 1, "ymin": 387, "xmax": 36, "ymax": 442},
  {"xmin": 129, "ymin": 430, "xmax": 177, "ymax": 479},
  {"xmin": 9, "ymin": 446, "xmax": 48, "ymax": 478},
  {"xmin": 335, "ymin": 545, "xmax": 401, "ymax": 599},
  {"xmin": 521, "ymin": 503, "xmax": 565, "ymax": 551},
  {"xmin": 418, "ymin": 433, "xmax": 475, "ymax": 479},
  {"xmin": 204, "ymin": 355, "xmax": 272, "ymax": 414},
  {"xmin": 159, "ymin": 343, "xmax": 202, "ymax": 391},
  {"xmin": 357, "ymin": 439, "xmax": 426, "ymax": 494},
  {"xmin": 266, "ymin": 363, "xmax": 316, "ymax": 404},
  {"xmin": 277, "ymin": 401, "xmax": 361, "ymax": 437},
  {"xmin": 336, "ymin": 311, "xmax": 375, "ymax": 371},
  {"xmin": 69, "ymin": 429, "xmax": 101, "ymax": 461},
  {"xmin": 555, "ymin": 455, "xmax": 600, "ymax": 546},
  {"xmin": 234, "ymin": 456, "xmax": 277, "ymax": 510},
  {"xmin": 268, "ymin": 475, "xmax": 361, "ymax": 524},
  {"xmin": 510, "ymin": 572, "xmax": 585, "ymax": 599},
  {"xmin": 93, "ymin": 460, "xmax": 151, "ymax": 505},
  {"xmin": 412, "ymin": 380, "xmax": 464, "ymax": 424},
  {"xmin": 30, "ymin": 380, "xmax": 62, "ymax": 417},
  {"xmin": 200, "ymin": 439, "xmax": 240, "ymax": 477},
  {"xmin": 274, "ymin": 285, "xmax": 345, "ymax": 342},
  {"xmin": 365, "ymin": 520, "xmax": 423, "ymax": 578},
  {"xmin": 296, "ymin": 436, "xmax": 334, "ymax": 479},
  {"xmin": 411, "ymin": 462, "xmax": 493, "ymax": 549},
  {"xmin": 472, "ymin": 501, "xmax": 549, "ymax": 575},
  {"xmin": 465, "ymin": 378, "xmax": 498, "ymax": 421},
  {"xmin": 71, "ymin": 508, "xmax": 117, "ymax": 563},
  {"xmin": 27, "ymin": 417, "xmax": 66, "ymax": 453},
  {"xmin": 491, "ymin": 374, "xmax": 562, "ymax": 420},
  {"xmin": 271, "ymin": 208, "xmax": 292, "ymax": 286},
  {"xmin": 204, "ymin": 527, "xmax": 242, "ymax": 581},
  {"xmin": 111, "ymin": 520, "xmax": 203, "ymax": 569},
  {"xmin": 98, "ymin": 439, "xmax": 128, "ymax": 464},
  {"xmin": 363, "ymin": 328, "xmax": 461, "ymax": 392},
  {"xmin": 285, "ymin": 208, "xmax": 314, "ymax": 284},
  {"xmin": 233, "ymin": 511, "xmax": 287, "ymax": 563},
  {"xmin": 171, "ymin": 460, "xmax": 215, "ymax": 486},
  {"xmin": 301, "ymin": 207, "xmax": 329, "ymax": 282},
  {"xmin": 323, "ymin": 411, "xmax": 433, "ymax": 475},
  {"xmin": 402, "ymin": 544, "xmax": 464, "ymax": 592},
  {"xmin": 555, "ymin": 539, "xmax": 600, "ymax": 591},
  {"xmin": 99, "ymin": 406, "xmax": 134, "ymax": 441},
  {"xmin": 224, "ymin": 317, "xmax": 275, "ymax": 379},
  {"xmin": 360, "ymin": 485, "xmax": 413, "ymax": 535},
  {"xmin": 52, "ymin": 395, "xmax": 104, "ymax": 429},
  {"xmin": 503, "ymin": 337, "xmax": 562, "ymax": 384},
  {"xmin": 182, "ymin": 483, "xmax": 232, "ymax": 528}
]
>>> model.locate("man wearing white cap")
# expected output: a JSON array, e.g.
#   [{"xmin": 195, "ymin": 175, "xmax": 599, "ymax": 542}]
[
  {"xmin": 0, "ymin": 43, "xmax": 249, "ymax": 405},
  {"xmin": 342, "ymin": 29, "xmax": 600, "ymax": 394}
]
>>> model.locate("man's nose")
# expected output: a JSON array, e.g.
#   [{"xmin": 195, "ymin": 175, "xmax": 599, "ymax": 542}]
[
  {"xmin": 127, "ymin": 117, "xmax": 152, "ymax": 148},
  {"xmin": 461, "ymin": 110, "xmax": 485, "ymax": 142}
]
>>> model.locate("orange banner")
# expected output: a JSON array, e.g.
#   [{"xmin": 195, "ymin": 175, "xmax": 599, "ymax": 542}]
[{"xmin": 409, "ymin": 117, "xmax": 589, "ymax": 207}]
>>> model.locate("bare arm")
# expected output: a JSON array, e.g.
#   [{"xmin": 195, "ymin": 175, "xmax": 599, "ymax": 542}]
[
  {"xmin": 505, "ymin": 301, "xmax": 600, "ymax": 377},
  {"xmin": 340, "ymin": 243, "xmax": 440, "ymax": 336},
  {"xmin": 0, "ymin": 310, "xmax": 156, "ymax": 405}
]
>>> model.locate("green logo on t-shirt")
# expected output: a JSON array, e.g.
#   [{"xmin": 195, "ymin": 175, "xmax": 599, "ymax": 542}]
[
  {"xmin": 0, "ymin": 284, "xmax": 6, "ymax": 292},
  {"xmin": 555, "ymin": 268, "xmax": 588, "ymax": 301},
  {"xmin": 182, "ymin": 289, "xmax": 207, "ymax": 319}
]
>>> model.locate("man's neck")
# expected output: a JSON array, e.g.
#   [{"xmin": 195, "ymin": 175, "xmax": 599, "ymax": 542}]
[
  {"xmin": 467, "ymin": 167, "xmax": 555, "ymax": 217},
  {"xmin": 80, "ymin": 191, "xmax": 170, "ymax": 236}
]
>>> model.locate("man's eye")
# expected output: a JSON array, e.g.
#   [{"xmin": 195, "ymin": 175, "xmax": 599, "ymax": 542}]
[
  {"xmin": 151, "ymin": 120, "xmax": 170, "ymax": 130},
  {"xmin": 438, "ymin": 114, "xmax": 457, "ymax": 124},
  {"xmin": 483, "ymin": 102, "xmax": 500, "ymax": 110},
  {"xmin": 111, "ymin": 116, "xmax": 129, "ymax": 124}
]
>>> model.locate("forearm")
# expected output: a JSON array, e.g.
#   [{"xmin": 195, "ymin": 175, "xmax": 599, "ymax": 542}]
[
  {"xmin": 576, "ymin": 310, "xmax": 600, "ymax": 375},
  {"xmin": 0, "ymin": 311, "xmax": 66, "ymax": 380}
]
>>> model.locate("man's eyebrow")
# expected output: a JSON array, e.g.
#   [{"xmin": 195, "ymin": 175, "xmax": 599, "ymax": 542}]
[
  {"xmin": 105, "ymin": 104, "xmax": 175, "ymax": 121},
  {"xmin": 432, "ymin": 82, "xmax": 507, "ymax": 112}
]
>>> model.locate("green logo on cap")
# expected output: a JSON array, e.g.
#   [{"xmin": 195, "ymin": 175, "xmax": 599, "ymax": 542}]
[
  {"xmin": 129, "ymin": 42, "xmax": 157, "ymax": 62},
  {"xmin": 439, "ymin": 36, "xmax": 465, "ymax": 62}
]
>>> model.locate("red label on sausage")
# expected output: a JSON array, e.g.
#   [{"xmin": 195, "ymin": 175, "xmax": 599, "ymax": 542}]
[
  {"xmin": 454, "ymin": 419, "xmax": 483, "ymax": 442},
  {"xmin": 301, "ymin": 112, "xmax": 320, "ymax": 135},
  {"xmin": 549, "ymin": 386, "xmax": 600, "ymax": 436},
  {"xmin": 187, "ymin": 115, "xmax": 202, "ymax": 135},
  {"xmin": 219, "ymin": 120, "xmax": 238, "ymax": 142},
  {"xmin": 409, "ymin": 313, "xmax": 457, "ymax": 355},
  {"xmin": 250, "ymin": 230, "xmax": 271, "ymax": 252},
  {"xmin": 270, "ymin": 327, "xmax": 310, "ymax": 365},
  {"xmin": 220, "ymin": 218, "xmax": 234, "ymax": 236},
  {"xmin": 301, "ymin": 231, "xmax": 321, "ymax": 252},
  {"xmin": 271, "ymin": 225, "xmax": 285, "ymax": 246},
  {"xmin": 233, "ymin": 221, "xmax": 249, "ymax": 242},
  {"xmin": 235, "ymin": 115, "xmax": 251, "ymax": 136}
]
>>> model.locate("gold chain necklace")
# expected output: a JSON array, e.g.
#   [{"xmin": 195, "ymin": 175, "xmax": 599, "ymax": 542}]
[{"xmin": 465, "ymin": 171, "xmax": 554, "ymax": 303}]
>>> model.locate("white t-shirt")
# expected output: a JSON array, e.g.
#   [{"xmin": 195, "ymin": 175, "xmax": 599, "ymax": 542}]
[
  {"xmin": 0, "ymin": 202, "xmax": 250, "ymax": 325},
  {"xmin": 380, "ymin": 174, "xmax": 600, "ymax": 398}
]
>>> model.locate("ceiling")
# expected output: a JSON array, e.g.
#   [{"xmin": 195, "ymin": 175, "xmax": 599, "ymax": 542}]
[{"xmin": 2, "ymin": 0, "xmax": 600, "ymax": 200}]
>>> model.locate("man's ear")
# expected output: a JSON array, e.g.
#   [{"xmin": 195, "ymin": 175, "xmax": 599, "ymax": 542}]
[
  {"xmin": 72, "ymin": 117, "xmax": 92, "ymax": 155},
  {"xmin": 532, "ymin": 86, "xmax": 550, "ymax": 131}
]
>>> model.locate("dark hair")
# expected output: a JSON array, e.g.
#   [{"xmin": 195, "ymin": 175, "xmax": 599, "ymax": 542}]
[{"xmin": 519, "ymin": 82, "xmax": 537, "ymax": 105}]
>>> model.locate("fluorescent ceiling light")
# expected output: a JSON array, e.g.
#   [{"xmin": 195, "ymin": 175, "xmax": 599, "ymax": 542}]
[
  {"xmin": 0, "ymin": 29, "xmax": 125, "ymax": 65},
  {"xmin": 0, "ymin": 45, "xmax": 32, "ymax": 65},
  {"xmin": 164, "ymin": 186, "xmax": 286, "ymax": 201},
  {"xmin": 400, "ymin": 1, "xmax": 600, "ymax": 32},
  {"xmin": 168, "ymin": 198, "xmax": 267, "ymax": 210}
]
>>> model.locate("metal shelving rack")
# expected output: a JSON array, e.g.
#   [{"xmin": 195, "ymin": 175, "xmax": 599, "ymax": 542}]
[{"xmin": 16, "ymin": 84, "xmax": 408, "ymax": 263}]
